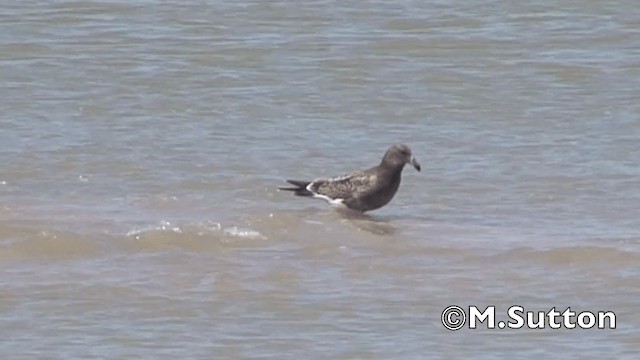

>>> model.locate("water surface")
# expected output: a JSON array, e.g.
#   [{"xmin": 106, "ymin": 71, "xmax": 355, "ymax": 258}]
[{"xmin": 1, "ymin": 0, "xmax": 639, "ymax": 358}]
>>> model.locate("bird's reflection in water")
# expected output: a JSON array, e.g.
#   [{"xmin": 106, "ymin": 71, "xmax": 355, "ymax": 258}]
[{"xmin": 333, "ymin": 208, "xmax": 397, "ymax": 236}]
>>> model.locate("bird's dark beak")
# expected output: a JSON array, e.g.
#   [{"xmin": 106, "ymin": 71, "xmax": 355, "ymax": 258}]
[{"xmin": 410, "ymin": 156, "xmax": 421, "ymax": 172}]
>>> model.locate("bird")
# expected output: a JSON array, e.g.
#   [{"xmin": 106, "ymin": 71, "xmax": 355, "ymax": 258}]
[{"xmin": 278, "ymin": 144, "xmax": 421, "ymax": 212}]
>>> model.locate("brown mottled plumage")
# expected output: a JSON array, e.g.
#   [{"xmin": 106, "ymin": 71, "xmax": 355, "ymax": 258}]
[{"xmin": 279, "ymin": 144, "xmax": 420, "ymax": 212}]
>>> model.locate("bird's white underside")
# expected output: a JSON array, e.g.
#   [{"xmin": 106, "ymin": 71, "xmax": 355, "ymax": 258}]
[
  {"xmin": 306, "ymin": 183, "xmax": 346, "ymax": 207},
  {"xmin": 316, "ymin": 194, "xmax": 345, "ymax": 207}
]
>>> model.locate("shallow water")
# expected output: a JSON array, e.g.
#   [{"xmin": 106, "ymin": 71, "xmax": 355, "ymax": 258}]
[{"xmin": 1, "ymin": 0, "xmax": 639, "ymax": 358}]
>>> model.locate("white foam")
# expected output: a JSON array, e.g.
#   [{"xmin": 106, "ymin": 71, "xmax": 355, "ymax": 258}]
[
  {"xmin": 223, "ymin": 226, "xmax": 266, "ymax": 240},
  {"xmin": 126, "ymin": 220, "xmax": 265, "ymax": 240}
]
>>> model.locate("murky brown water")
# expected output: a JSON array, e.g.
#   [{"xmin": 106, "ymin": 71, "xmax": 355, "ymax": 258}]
[{"xmin": 1, "ymin": 0, "xmax": 639, "ymax": 358}]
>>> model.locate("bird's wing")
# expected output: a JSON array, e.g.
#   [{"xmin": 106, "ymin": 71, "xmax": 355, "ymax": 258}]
[{"xmin": 310, "ymin": 170, "xmax": 378, "ymax": 200}]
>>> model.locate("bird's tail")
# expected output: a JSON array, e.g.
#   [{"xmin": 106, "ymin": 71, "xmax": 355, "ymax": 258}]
[{"xmin": 278, "ymin": 180, "xmax": 313, "ymax": 196}]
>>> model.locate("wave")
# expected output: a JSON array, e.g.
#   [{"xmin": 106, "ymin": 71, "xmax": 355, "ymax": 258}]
[
  {"xmin": 0, "ymin": 219, "xmax": 267, "ymax": 262},
  {"xmin": 2, "ymin": 214, "xmax": 638, "ymax": 269},
  {"xmin": 489, "ymin": 244, "xmax": 640, "ymax": 268},
  {"xmin": 0, "ymin": 223, "xmax": 101, "ymax": 261}
]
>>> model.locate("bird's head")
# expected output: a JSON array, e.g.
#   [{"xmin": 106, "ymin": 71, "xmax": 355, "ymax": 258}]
[{"xmin": 381, "ymin": 144, "xmax": 421, "ymax": 171}]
